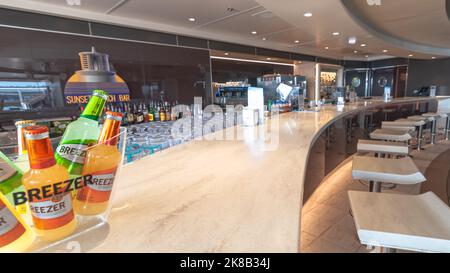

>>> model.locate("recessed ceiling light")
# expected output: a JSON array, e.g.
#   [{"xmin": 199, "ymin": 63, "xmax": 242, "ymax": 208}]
[
  {"xmin": 382, "ymin": 49, "xmax": 388, "ymax": 53},
  {"xmin": 361, "ymin": 44, "xmax": 366, "ymax": 47},
  {"xmin": 266, "ymin": 57, "xmax": 271, "ymax": 60},
  {"xmin": 332, "ymin": 32, "xmax": 340, "ymax": 36},
  {"xmin": 66, "ymin": 0, "xmax": 81, "ymax": 6},
  {"xmin": 365, "ymin": 55, "xmax": 369, "ymax": 58},
  {"xmin": 408, "ymin": 54, "xmax": 414, "ymax": 57},
  {"xmin": 262, "ymin": 37, "xmax": 267, "ymax": 41},
  {"xmin": 224, "ymin": 52, "xmax": 229, "ymax": 56},
  {"xmin": 324, "ymin": 46, "xmax": 329, "ymax": 50},
  {"xmin": 432, "ymin": 56, "xmax": 436, "ymax": 59},
  {"xmin": 304, "ymin": 12, "xmax": 313, "ymax": 17},
  {"xmin": 294, "ymin": 40, "xmax": 300, "ymax": 43},
  {"xmin": 251, "ymin": 31, "xmax": 257, "ymax": 35},
  {"xmin": 188, "ymin": 17, "xmax": 196, "ymax": 22},
  {"xmin": 354, "ymin": 50, "xmax": 358, "ymax": 53},
  {"xmin": 348, "ymin": 36, "xmax": 357, "ymax": 45}
]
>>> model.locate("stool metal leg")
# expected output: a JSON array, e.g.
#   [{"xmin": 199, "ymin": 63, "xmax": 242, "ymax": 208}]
[
  {"xmin": 444, "ymin": 117, "xmax": 450, "ymax": 140},
  {"xmin": 417, "ymin": 125, "xmax": 424, "ymax": 150},
  {"xmin": 431, "ymin": 119, "xmax": 437, "ymax": 144},
  {"xmin": 369, "ymin": 181, "xmax": 382, "ymax": 192}
]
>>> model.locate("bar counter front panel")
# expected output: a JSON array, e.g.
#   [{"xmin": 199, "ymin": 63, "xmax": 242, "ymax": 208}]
[{"xmin": 43, "ymin": 97, "xmax": 447, "ymax": 253}]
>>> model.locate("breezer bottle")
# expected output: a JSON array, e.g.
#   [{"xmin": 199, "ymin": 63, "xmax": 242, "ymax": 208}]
[
  {"xmin": 55, "ymin": 90, "xmax": 108, "ymax": 176},
  {"xmin": 0, "ymin": 192, "xmax": 34, "ymax": 252},
  {"xmin": 74, "ymin": 111, "xmax": 123, "ymax": 215},
  {"xmin": 22, "ymin": 126, "xmax": 76, "ymax": 241},
  {"xmin": 0, "ymin": 151, "xmax": 23, "ymax": 197}
]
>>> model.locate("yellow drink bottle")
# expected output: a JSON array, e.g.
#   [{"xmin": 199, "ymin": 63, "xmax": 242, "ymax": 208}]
[
  {"xmin": 13, "ymin": 120, "xmax": 36, "ymax": 222},
  {"xmin": 0, "ymin": 192, "xmax": 34, "ymax": 252},
  {"xmin": 74, "ymin": 111, "xmax": 123, "ymax": 216},
  {"xmin": 22, "ymin": 126, "xmax": 77, "ymax": 241}
]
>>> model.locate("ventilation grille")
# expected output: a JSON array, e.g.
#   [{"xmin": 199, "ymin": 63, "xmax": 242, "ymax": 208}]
[{"xmin": 78, "ymin": 47, "xmax": 110, "ymax": 71}]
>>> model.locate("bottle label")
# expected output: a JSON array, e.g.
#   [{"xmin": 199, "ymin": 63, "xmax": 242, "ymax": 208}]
[
  {"xmin": 0, "ymin": 201, "xmax": 26, "ymax": 247},
  {"xmin": 0, "ymin": 158, "xmax": 17, "ymax": 184},
  {"xmin": 55, "ymin": 139, "xmax": 96, "ymax": 174},
  {"xmin": 29, "ymin": 193, "xmax": 74, "ymax": 230},
  {"xmin": 77, "ymin": 168, "xmax": 117, "ymax": 203}
]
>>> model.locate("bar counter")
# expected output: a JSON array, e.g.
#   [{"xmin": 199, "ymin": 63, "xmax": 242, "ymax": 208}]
[{"xmin": 46, "ymin": 97, "xmax": 450, "ymax": 253}]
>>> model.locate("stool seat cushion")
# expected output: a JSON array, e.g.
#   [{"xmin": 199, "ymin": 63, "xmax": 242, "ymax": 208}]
[
  {"xmin": 352, "ymin": 155, "xmax": 425, "ymax": 184},
  {"xmin": 394, "ymin": 118, "xmax": 426, "ymax": 126},
  {"xmin": 348, "ymin": 191, "xmax": 450, "ymax": 253},
  {"xmin": 370, "ymin": 129, "xmax": 412, "ymax": 141},
  {"xmin": 408, "ymin": 115, "xmax": 432, "ymax": 121},
  {"xmin": 382, "ymin": 121, "xmax": 418, "ymax": 130},
  {"xmin": 423, "ymin": 113, "xmax": 441, "ymax": 119},
  {"xmin": 357, "ymin": 139, "xmax": 410, "ymax": 155}
]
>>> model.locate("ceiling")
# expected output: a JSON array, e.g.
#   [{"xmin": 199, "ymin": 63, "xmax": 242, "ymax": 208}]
[{"xmin": 0, "ymin": 0, "xmax": 448, "ymax": 61}]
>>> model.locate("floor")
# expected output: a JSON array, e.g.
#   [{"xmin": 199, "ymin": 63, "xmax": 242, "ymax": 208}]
[{"xmin": 300, "ymin": 135, "xmax": 450, "ymax": 253}]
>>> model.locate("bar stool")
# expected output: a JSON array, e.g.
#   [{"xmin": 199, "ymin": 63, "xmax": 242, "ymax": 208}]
[
  {"xmin": 443, "ymin": 113, "xmax": 450, "ymax": 140},
  {"xmin": 382, "ymin": 119, "xmax": 425, "ymax": 150},
  {"xmin": 348, "ymin": 191, "xmax": 450, "ymax": 253},
  {"xmin": 362, "ymin": 110, "xmax": 376, "ymax": 139},
  {"xmin": 352, "ymin": 155, "xmax": 425, "ymax": 192},
  {"xmin": 391, "ymin": 118, "xmax": 427, "ymax": 150},
  {"xmin": 407, "ymin": 115, "xmax": 432, "ymax": 146},
  {"xmin": 357, "ymin": 139, "xmax": 410, "ymax": 158},
  {"xmin": 382, "ymin": 108, "xmax": 396, "ymax": 121},
  {"xmin": 370, "ymin": 128, "xmax": 412, "ymax": 143},
  {"xmin": 422, "ymin": 113, "xmax": 441, "ymax": 144}
]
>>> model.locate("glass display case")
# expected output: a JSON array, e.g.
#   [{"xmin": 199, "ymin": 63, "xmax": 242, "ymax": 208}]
[{"xmin": 0, "ymin": 82, "xmax": 51, "ymax": 111}]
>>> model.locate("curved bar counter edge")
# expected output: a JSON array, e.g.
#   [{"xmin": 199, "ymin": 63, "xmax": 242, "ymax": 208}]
[{"xmin": 54, "ymin": 96, "xmax": 450, "ymax": 253}]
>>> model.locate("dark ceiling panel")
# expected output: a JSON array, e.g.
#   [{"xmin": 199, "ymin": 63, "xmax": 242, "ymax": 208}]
[
  {"xmin": 208, "ymin": 41, "xmax": 255, "ymax": 55},
  {"xmin": 0, "ymin": 8, "xmax": 89, "ymax": 34},
  {"xmin": 91, "ymin": 22, "xmax": 177, "ymax": 45},
  {"xmin": 178, "ymin": 36, "xmax": 208, "ymax": 49},
  {"xmin": 256, "ymin": 48, "xmax": 290, "ymax": 59}
]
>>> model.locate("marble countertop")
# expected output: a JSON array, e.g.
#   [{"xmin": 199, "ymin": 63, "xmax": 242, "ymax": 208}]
[{"xmin": 66, "ymin": 97, "xmax": 449, "ymax": 253}]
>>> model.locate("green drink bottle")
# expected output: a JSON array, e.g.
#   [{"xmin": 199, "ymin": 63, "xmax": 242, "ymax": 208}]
[
  {"xmin": 55, "ymin": 90, "xmax": 108, "ymax": 176},
  {"xmin": 0, "ymin": 151, "xmax": 23, "ymax": 195}
]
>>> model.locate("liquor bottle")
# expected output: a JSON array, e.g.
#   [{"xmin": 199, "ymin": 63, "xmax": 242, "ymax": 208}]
[
  {"xmin": 121, "ymin": 103, "xmax": 128, "ymax": 126},
  {"xmin": 126, "ymin": 103, "xmax": 134, "ymax": 125},
  {"xmin": 74, "ymin": 111, "xmax": 123, "ymax": 215},
  {"xmin": 165, "ymin": 102, "xmax": 171, "ymax": 121},
  {"xmin": 0, "ymin": 192, "xmax": 34, "ymax": 252},
  {"xmin": 171, "ymin": 102, "xmax": 177, "ymax": 121},
  {"xmin": 159, "ymin": 104, "xmax": 166, "ymax": 122},
  {"xmin": 154, "ymin": 105, "xmax": 160, "ymax": 122},
  {"xmin": 55, "ymin": 90, "xmax": 108, "ymax": 177},
  {"xmin": 23, "ymin": 126, "xmax": 76, "ymax": 241},
  {"xmin": 136, "ymin": 103, "xmax": 144, "ymax": 124},
  {"xmin": 148, "ymin": 103, "xmax": 154, "ymax": 122},
  {"xmin": 143, "ymin": 102, "xmax": 149, "ymax": 123},
  {"xmin": 0, "ymin": 152, "xmax": 23, "ymax": 197}
]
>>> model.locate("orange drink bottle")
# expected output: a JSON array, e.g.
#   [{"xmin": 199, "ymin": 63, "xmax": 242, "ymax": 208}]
[
  {"xmin": 74, "ymin": 111, "xmax": 123, "ymax": 216},
  {"xmin": 22, "ymin": 126, "xmax": 77, "ymax": 241},
  {"xmin": 0, "ymin": 192, "xmax": 34, "ymax": 252}
]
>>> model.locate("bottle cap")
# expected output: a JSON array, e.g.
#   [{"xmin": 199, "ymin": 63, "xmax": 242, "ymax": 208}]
[
  {"xmin": 92, "ymin": 89, "xmax": 109, "ymax": 100},
  {"xmin": 105, "ymin": 111, "xmax": 123, "ymax": 121},
  {"xmin": 15, "ymin": 120, "xmax": 35, "ymax": 127},
  {"xmin": 23, "ymin": 126, "xmax": 56, "ymax": 169},
  {"xmin": 23, "ymin": 125, "xmax": 49, "ymax": 140}
]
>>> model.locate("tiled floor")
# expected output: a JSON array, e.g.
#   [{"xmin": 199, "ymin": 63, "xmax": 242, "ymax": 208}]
[{"xmin": 300, "ymin": 138, "xmax": 450, "ymax": 253}]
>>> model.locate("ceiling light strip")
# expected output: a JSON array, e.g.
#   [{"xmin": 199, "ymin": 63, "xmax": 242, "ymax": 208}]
[
  {"xmin": 210, "ymin": 56, "xmax": 294, "ymax": 67},
  {"xmin": 195, "ymin": 5, "xmax": 262, "ymax": 29},
  {"xmin": 104, "ymin": 0, "xmax": 129, "ymax": 14}
]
